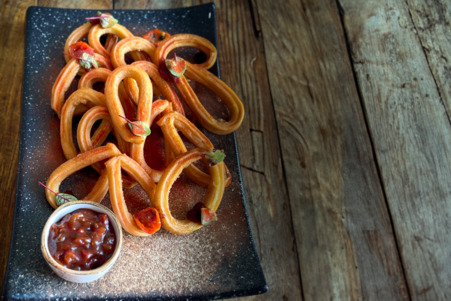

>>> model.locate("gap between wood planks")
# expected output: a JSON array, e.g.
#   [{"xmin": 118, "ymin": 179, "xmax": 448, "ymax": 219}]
[
  {"xmin": 247, "ymin": 0, "xmax": 306, "ymax": 299},
  {"xmin": 335, "ymin": 0, "xmax": 412, "ymax": 300}
]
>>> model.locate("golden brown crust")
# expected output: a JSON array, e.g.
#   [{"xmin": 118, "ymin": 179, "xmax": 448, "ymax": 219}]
[
  {"xmin": 157, "ymin": 111, "xmax": 231, "ymax": 187},
  {"xmin": 110, "ymin": 36, "xmax": 156, "ymax": 68},
  {"xmin": 132, "ymin": 60, "xmax": 185, "ymax": 115},
  {"xmin": 45, "ymin": 143, "xmax": 122, "ymax": 209},
  {"xmin": 64, "ymin": 22, "xmax": 93, "ymax": 63},
  {"xmin": 88, "ymin": 23, "xmax": 134, "ymax": 58},
  {"xmin": 60, "ymin": 88, "xmax": 106, "ymax": 160},
  {"xmin": 104, "ymin": 65, "xmax": 153, "ymax": 144},
  {"xmin": 51, "ymin": 58, "xmax": 81, "ymax": 117},
  {"xmin": 78, "ymin": 68, "xmax": 111, "ymax": 89},
  {"xmin": 105, "ymin": 154, "xmax": 156, "ymax": 236},
  {"xmin": 153, "ymin": 33, "xmax": 217, "ymax": 70},
  {"xmin": 153, "ymin": 34, "xmax": 244, "ymax": 134},
  {"xmin": 176, "ymin": 63, "xmax": 245, "ymax": 135},
  {"xmin": 129, "ymin": 99, "xmax": 172, "ymax": 183},
  {"xmin": 154, "ymin": 149, "xmax": 226, "ymax": 235},
  {"xmin": 76, "ymin": 105, "xmax": 113, "ymax": 172}
]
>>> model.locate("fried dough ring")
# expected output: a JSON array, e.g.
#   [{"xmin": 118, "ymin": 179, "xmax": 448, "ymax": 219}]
[
  {"xmin": 45, "ymin": 143, "xmax": 122, "ymax": 209},
  {"xmin": 105, "ymin": 154, "xmax": 157, "ymax": 236},
  {"xmin": 60, "ymin": 88, "xmax": 106, "ymax": 159},
  {"xmin": 154, "ymin": 149, "xmax": 226, "ymax": 235},
  {"xmin": 88, "ymin": 23, "xmax": 134, "ymax": 59},
  {"xmin": 129, "ymin": 99, "xmax": 172, "ymax": 182},
  {"xmin": 77, "ymin": 105, "xmax": 112, "ymax": 150},
  {"xmin": 77, "ymin": 105, "xmax": 135, "ymax": 188},
  {"xmin": 79, "ymin": 68, "xmax": 136, "ymax": 121},
  {"xmin": 93, "ymin": 53, "xmax": 114, "ymax": 70},
  {"xmin": 153, "ymin": 33, "xmax": 217, "ymax": 70},
  {"xmin": 64, "ymin": 22, "xmax": 92, "ymax": 63},
  {"xmin": 76, "ymin": 105, "xmax": 114, "ymax": 171},
  {"xmin": 78, "ymin": 67, "xmax": 111, "ymax": 89},
  {"xmin": 157, "ymin": 111, "xmax": 231, "ymax": 187},
  {"xmin": 104, "ymin": 65, "xmax": 153, "ymax": 144},
  {"xmin": 52, "ymin": 57, "xmax": 112, "ymax": 117},
  {"xmin": 64, "ymin": 22, "xmax": 117, "ymax": 64},
  {"xmin": 157, "ymin": 111, "xmax": 212, "ymax": 185},
  {"xmin": 110, "ymin": 36, "xmax": 156, "ymax": 68},
  {"xmin": 176, "ymin": 63, "xmax": 245, "ymax": 135},
  {"xmin": 60, "ymin": 88, "xmax": 106, "ymax": 160},
  {"xmin": 132, "ymin": 60, "xmax": 184, "ymax": 115},
  {"xmin": 110, "ymin": 37, "xmax": 157, "ymax": 106},
  {"xmin": 153, "ymin": 34, "xmax": 244, "ymax": 134},
  {"xmin": 51, "ymin": 58, "xmax": 81, "ymax": 117}
]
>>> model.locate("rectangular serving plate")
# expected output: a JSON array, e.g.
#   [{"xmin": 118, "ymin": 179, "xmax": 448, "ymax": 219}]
[{"xmin": 3, "ymin": 4, "xmax": 267, "ymax": 300}]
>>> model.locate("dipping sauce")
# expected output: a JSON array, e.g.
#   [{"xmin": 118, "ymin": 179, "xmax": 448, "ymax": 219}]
[{"xmin": 48, "ymin": 208, "xmax": 116, "ymax": 271}]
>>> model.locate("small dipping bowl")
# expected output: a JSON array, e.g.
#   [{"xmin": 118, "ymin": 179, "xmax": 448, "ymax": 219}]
[{"xmin": 41, "ymin": 201, "xmax": 123, "ymax": 283}]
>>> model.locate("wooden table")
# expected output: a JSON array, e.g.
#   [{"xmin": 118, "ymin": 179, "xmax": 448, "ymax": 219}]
[{"xmin": 1, "ymin": 0, "xmax": 450, "ymax": 300}]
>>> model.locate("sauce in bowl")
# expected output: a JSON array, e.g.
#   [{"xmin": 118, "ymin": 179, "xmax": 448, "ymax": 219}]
[{"xmin": 48, "ymin": 208, "xmax": 116, "ymax": 271}]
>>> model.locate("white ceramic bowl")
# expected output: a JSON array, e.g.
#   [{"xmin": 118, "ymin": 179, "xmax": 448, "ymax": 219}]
[{"xmin": 41, "ymin": 201, "xmax": 123, "ymax": 283}]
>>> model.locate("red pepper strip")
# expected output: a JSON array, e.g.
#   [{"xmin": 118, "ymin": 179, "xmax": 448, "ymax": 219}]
[{"xmin": 133, "ymin": 207, "xmax": 161, "ymax": 234}]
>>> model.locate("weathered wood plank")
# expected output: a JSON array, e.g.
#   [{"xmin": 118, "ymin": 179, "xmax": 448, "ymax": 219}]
[
  {"xmin": 213, "ymin": 1, "xmax": 302, "ymax": 300},
  {"xmin": 256, "ymin": 0, "xmax": 408, "ymax": 300},
  {"xmin": 114, "ymin": 0, "xmax": 211, "ymax": 9},
  {"xmin": 38, "ymin": 0, "xmax": 112, "ymax": 9},
  {"xmin": 0, "ymin": 0, "xmax": 37, "ymax": 294},
  {"xmin": 340, "ymin": 0, "xmax": 451, "ymax": 299},
  {"xmin": 406, "ymin": 0, "xmax": 451, "ymax": 117}
]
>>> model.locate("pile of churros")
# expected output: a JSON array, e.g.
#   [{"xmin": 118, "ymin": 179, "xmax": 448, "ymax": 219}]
[{"xmin": 43, "ymin": 12, "xmax": 244, "ymax": 236}]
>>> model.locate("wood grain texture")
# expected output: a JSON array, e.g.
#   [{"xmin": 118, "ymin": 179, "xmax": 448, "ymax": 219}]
[
  {"xmin": 38, "ymin": 0, "xmax": 112, "ymax": 9},
  {"xmin": 340, "ymin": 0, "xmax": 451, "ymax": 299},
  {"xmin": 256, "ymin": 0, "xmax": 408, "ymax": 300},
  {"xmin": 213, "ymin": 1, "xmax": 302, "ymax": 300},
  {"xmin": 0, "ymin": 0, "xmax": 36, "ymax": 295},
  {"xmin": 406, "ymin": 0, "xmax": 451, "ymax": 117},
  {"xmin": 114, "ymin": 0, "xmax": 211, "ymax": 9}
]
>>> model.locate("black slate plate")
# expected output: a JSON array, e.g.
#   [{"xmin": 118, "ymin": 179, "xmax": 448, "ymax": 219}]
[{"xmin": 3, "ymin": 4, "xmax": 267, "ymax": 300}]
